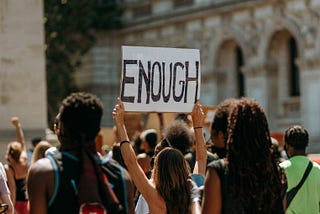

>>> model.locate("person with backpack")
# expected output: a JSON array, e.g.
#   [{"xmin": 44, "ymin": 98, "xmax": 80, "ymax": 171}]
[
  {"xmin": 27, "ymin": 92, "xmax": 134, "ymax": 214},
  {"xmin": 280, "ymin": 125, "xmax": 320, "ymax": 213}
]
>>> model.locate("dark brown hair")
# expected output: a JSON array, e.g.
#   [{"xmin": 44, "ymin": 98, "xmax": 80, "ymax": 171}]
[
  {"xmin": 226, "ymin": 98, "xmax": 284, "ymax": 213},
  {"xmin": 284, "ymin": 125, "xmax": 308, "ymax": 150},
  {"xmin": 152, "ymin": 148, "xmax": 191, "ymax": 214}
]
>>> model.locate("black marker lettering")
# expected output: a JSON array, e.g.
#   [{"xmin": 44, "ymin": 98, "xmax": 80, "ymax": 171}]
[
  {"xmin": 162, "ymin": 62, "xmax": 172, "ymax": 103},
  {"xmin": 173, "ymin": 62, "xmax": 185, "ymax": 102},
  {"xmin": 138, "ymin": 60, "xmax": 151, "ymax": 104},
  {"xmin": 121, "ymin": 60, "xmax": 136, "ymax": 103},
  {"xmin": 151, "ymin": 61, "xmax": 161, "ymax": 102},
  {"xmin": 184, "ymin": 61, "xmax": 199, "ymax": 103}
]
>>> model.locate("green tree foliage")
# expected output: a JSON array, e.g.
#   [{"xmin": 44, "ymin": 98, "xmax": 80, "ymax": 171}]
[{"xmin": 44, "ymin": 0, "xmax": 123, "ymax": 126}]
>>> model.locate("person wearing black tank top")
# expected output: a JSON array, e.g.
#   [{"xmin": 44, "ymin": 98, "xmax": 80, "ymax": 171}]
[{"xmin": 4, "ymin": 117, "xmax": 29, "ymax": 214}]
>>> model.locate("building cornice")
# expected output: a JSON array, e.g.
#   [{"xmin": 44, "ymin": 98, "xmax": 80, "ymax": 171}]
[
  {"xmin": 296, "ymin": 55, "xmax": 320, "ymax": 71},
  {"xmin": 121, "ymin": 0, "xmax": 267, "ymax": 33}
]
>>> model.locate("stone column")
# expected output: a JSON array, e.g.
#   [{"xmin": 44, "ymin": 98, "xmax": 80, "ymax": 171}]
[
  {"xmin": 241, "ymin": 64, "xmax": 269, "ymax": 111},
  {"xmin": 0, "ymin": 0, "xmax": 47, "ymax": 140},
  {"xmin": 241, "ymin": 63, "xmax": 279, "ymax": 131},
  {"xmin": 296, "ymin": 56, "xmax": 320, "ymax": 151}
]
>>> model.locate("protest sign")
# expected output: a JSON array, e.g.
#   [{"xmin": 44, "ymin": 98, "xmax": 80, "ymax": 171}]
[{"xmin": 121, "ymin": 46, "xmax": 200, "ymax": 112}]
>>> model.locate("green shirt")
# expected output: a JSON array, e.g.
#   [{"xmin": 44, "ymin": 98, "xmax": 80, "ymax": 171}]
[{"xmin": 280, "ymin": 155, "xmax": 320, "ymax": 214}]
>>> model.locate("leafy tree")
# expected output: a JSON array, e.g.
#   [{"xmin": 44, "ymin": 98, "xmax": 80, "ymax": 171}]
[{"xmin": 44, "ymin": 0, "xmax": 123, "ymax": 127}]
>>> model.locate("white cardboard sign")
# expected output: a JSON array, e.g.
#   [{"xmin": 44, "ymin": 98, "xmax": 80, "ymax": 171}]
[{"xmin": 120, "ymin": 46, "xmax": 201, "ymax": 112}]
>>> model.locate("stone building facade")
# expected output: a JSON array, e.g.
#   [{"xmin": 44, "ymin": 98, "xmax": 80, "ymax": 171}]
[
  {"xmin": 75, "ymin": 0, "xmax": 320, "ymax": 151},
  {"xmin": 0, "ymin": 0, "xmax": 47, "ymax": 140}
]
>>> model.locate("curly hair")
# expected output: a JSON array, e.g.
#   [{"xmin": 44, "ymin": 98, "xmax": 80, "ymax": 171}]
[
  {"xmin": 226, "ymin": 98, "xmax": 284, "ymax": 213},
  {"xmin": 211, "ymin": 98, "xmax": 238, "ymax": 140},
  {"xmin": 162, "ymin": 120, "xmax": 193, "ymax": 154},
  {"xmin": 152, "ymin": 148, "xmax": 191, "ymax": 214},
  {"xmin": 59, "ymin": 92, "xmax": 103, "ymax": 141}
]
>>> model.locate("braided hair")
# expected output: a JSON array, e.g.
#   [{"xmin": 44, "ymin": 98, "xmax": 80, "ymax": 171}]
[{"xmin": 226, "ymin": 98, "xmax": 285, "ymax": 213}]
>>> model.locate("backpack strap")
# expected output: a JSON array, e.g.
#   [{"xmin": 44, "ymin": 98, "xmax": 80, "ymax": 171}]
[
  {"xmin": 100, "ymin": 156, "xmax": 128, "ymax": 213},
  {"xmin": 286, "ymin": 161, "xmax": 313, "ymax": 208},
  {"xmin": 47, "ymin": 154, "xmax": 60, "ymax": 207}
]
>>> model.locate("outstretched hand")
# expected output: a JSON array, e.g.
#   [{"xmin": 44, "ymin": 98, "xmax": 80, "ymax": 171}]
[
  {"xmin": 112, "ymin": 98, "xmax": 125, "ymax": 126},
  {"xmin": 11, "ymin": 117, "xmax": 20, "ymax": 127},
  {"xmin": 191, "ymin": 100, "xmax": 205, "ymax": 128}
]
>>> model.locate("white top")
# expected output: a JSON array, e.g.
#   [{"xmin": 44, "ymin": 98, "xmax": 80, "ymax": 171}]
[
  {"xmin": 135, "ymin": 194, "xmax": 149, "ymax": 214},
  {"xmin": 0, "ymin": 162, "xmax": 10, "ymax": 195}
]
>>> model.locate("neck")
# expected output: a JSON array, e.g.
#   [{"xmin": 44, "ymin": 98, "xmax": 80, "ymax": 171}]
[
  {"xmin": 288, "ymin": 150, "xmax": 306, "ymax": 158},
  {"xmin": 60, "ymin": 135, "xmax": 95, "ymax": 152}
]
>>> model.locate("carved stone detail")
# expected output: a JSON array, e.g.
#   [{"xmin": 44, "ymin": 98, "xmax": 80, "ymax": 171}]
[{"xmin": 296, "ymin": 56, "xmax": 320, "ymax": 71}]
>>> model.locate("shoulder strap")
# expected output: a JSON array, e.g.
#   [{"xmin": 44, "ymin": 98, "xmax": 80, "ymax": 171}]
[
  {"xmin": 8, "ymin": 165, "xmax": 16, "ymax": 179},
  {"xmin": 286, "ymin": 161, "xmax": 313, "ymax": 208}
]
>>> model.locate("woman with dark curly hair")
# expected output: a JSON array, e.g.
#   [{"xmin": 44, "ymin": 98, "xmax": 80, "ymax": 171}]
[{"xmin": 202, "ymin": 98, "xmax": 287, "ymax": 214}]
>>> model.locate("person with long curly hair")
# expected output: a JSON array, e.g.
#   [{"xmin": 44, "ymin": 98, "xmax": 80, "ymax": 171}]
[
  {"xmin": 209, "ymin": 98, "xmax": 238, "ymax": 158},
  {"xmin": 113, "ymin": 98, "xmax": 205, "ymax": 214},
  {"xmin": 202, "ymin": 98, "xmax": 287, "ymax": 214}
]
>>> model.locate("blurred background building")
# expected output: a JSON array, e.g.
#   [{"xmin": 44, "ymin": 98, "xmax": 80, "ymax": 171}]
[
  {"xmin": 75, "ymin": 0, "xmax": 320, "ymax": 152},
  {"xmin": 0, "ymin": 0, "xmax": 47, "ymax": 140},
  {"xmin": 1, "ymin": 0, "xmax": 320, "ymax": 153},
  {"xmin": 0, "ymin": 0, "xmax": 47, "ymax": 160}
]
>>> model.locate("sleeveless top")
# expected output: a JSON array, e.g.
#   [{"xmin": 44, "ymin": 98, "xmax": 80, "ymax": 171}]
[
  {"xmin": 208, "ymin": 159, "xmax": 285, "ymax": 214},
  {"xmin": 9, "ymin": 165, "xmax": 28, "ymax": 201},
  {"xmin": 47, "ymin": 152, "xmax": 129, "ymax": 214}
]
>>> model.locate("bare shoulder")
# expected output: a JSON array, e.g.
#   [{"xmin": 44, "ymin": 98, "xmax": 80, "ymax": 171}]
[
  {"xmin": 28, "ymin": 157, "xmax": 55, "ymax": 196},
  {"xmin": 28, "ymin": 158, "xmax": 54, "ymax": 178}
]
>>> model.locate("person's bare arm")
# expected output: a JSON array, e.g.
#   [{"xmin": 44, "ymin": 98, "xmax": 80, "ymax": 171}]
[
  {"xmin": 27, "ymin": 158, "xmax": 54, "ymax": 214},
  {"xmin": 11, "ymin": 117, "xmax": 25, "ymax": 150},
  {"xmin": 113, "ymin": 98, "xmax": 164, "ymax": 210},
  {"xmin": 191, "ymin": 101, "xmax": 207, "ymax": 176},
  {"xmin": 11, "ymin": 117, "xmax": 28, "ymax": 164},
  {"xmin": 4, "ymin": 165, "xmax": 16, "ymax": 206},
  {"xmin": 202, "ymin": 167, "xmax": 221, "ymax": 214}
]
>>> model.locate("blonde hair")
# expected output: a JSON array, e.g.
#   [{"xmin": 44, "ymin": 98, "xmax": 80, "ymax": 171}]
[
  {"xmin": 31, "ymin": 141, "xmax": 53, "ymax": 164},
  {"xmin": 6, "ymin": 142, "xmax": 22, "ymax": 162}
]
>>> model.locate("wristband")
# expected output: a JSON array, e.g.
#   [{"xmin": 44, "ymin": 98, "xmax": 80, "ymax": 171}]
[
  {"xmin": 193, "ymin": 126, "xmax": 202, "ymax": 129},
  {"xmin": 120, "ymin": 140, "xmax": 130, "ymax": 147}
]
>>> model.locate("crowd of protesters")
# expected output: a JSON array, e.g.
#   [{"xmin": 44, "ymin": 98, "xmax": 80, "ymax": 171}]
[{"xmin": 0, "ymin": 92, "xmax": 319, "ymax": 214}]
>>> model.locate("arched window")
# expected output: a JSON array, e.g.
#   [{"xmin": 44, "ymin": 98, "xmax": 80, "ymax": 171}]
[
  {"xmin": 214, "ymin": 40, "xmax": 245, "ymax": 102},
  {"xmin": 289, "ymin": 36, "xmax": 300, "ymax": 96},
  {"xmin": 236, "ymin": 46, "xmax": 245, "ymax": 97}
]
